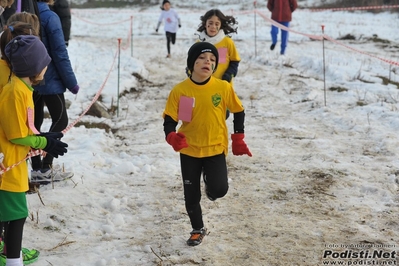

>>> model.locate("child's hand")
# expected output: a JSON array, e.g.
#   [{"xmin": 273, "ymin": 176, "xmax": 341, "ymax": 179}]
[
  {"xmin": 166, "ymin": 132, "xmax": 188, "ymax": 151},
  {"xmin": 38, "ymin": 132, "xmax": 68, "ymax": 158},
  {"xmin": 70, "ymin": 84, "xmax": 80, "ymax": 94},
  {"xmin": 231, "ymin": 133, "xmax": 252, "ymax": 157}
]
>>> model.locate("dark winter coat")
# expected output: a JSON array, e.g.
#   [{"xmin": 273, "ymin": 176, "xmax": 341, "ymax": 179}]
[
  {"xmin": 34, "ymin": 2, "xmax": 77, "ymax": 95},
  {"xmin": 267, "ymin": 0, "xmax": 298, "ymax": 22},
  {"xmin": 0, "ymin": 0, "xmax": 40, "ymax": 32},
  {"xmin": 50, "ymin": 0, "xmax": 71, "ymax": 46},
  {"xmin": 2, "ymin": 0, "xmax": 39, "ymax": 21}
]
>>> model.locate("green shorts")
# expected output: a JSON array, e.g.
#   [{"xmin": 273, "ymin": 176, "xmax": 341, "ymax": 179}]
[{"xmin": 0, "ymin": 190, "xmax": 28, "ymax": 221}]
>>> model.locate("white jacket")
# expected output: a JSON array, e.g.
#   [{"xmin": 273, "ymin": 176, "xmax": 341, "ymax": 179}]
[{"xmin": 158, "ymin": 8, "xmax": 180, "ymax": 33}]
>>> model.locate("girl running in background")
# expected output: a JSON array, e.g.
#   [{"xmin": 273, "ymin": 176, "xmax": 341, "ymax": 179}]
[
  {"xmin": 155, "ymin": 0, "xmax": 181, "ymax": 58},
  {"xmin": 194, "ymin": 9, "xmax": 240, "ymax": 119}
]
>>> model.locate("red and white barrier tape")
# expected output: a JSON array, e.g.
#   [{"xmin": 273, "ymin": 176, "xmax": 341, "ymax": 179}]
[
  {"xmin": 310, "ymin": 4, "xmax": 399, "ymax": 12},
  {"xmin": 0, "ymin": 49, "xmax": 119, "ymax": 176},
  {"xmin": 1, "ymin": 12, "xmax": 135, "ymax": 175},
  {"xmin": 323, "ymin": 35, "xmax": 399, "ymax": 67},
  {"xmin": 2, "ymin": 9, "xmax": 398, "ymax": 175},
  {"xmin": 62, "ymin": 49, "xmax": 119, "ymax": 134},
  {"xmin": 255, "ymin": 10, "xmax": 322, "ymax": 40},
  {"xmin": 0, "ymin": 149, "xmax": 42, "ymax": 176},
  {"xmin": 255, "ymin": 10, "xmax": 399, "ymax": 66},
  {"xmin": 71, "ymin": 10, "xmax": 131, "ymax": 25},
  {"xmin": 71, "ymin": 11, "xmax": 133, "ymax": 51}
]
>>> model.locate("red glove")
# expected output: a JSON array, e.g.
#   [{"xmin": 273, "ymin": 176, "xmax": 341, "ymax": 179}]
[
  {"xmin": 231, "ymin": 133, "xmax": 252, "ymax": 157},
  {"xmin": 166, "ymin": 132, "xmax": 189, "ymax": 151}
]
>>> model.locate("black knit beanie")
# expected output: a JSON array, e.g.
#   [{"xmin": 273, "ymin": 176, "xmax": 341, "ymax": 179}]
[
  {"xmin": 5, "ymin": 35, "xmax": 51, "ymax": 77},
  {"xmin": 162, "ymin": 0, "xmax": 170, "ymax": 5},
  {"xmin": 187, "ymin": 42, "xmax": 219, "ymax": 73}
]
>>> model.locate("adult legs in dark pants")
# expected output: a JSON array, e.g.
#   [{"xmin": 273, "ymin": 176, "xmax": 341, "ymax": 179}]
[
  {"xmin": 31, "ymin": 92, "xmax": 68, "ymax": 172},
  {"xmin": 165, "ymin": 31, "xmax": 176, "ymax": 58},
  {"xmin": 180, "ymin": 152, "xmax": 228, "ymax": 230}
]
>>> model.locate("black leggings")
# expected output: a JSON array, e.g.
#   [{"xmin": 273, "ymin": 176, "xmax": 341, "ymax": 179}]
[
  {"xmin": 31, "ymin": 92, "xmax": 69, "ymax": 170},
  {"xmin": 3, "ymin": 218, "xmax": 26, "ymax": 258},
  {"xmin": 165, "ymin": 31, "xmax": 176, "ymax": 54},
  {"xmin": 180, "ymin": 153, "xmax": 228, "ymax": 230}
]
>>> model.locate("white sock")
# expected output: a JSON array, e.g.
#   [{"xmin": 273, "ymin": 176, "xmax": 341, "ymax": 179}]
[{"xmin": 5, "ymin": 257, "xmax": 23, "ymax": 266}]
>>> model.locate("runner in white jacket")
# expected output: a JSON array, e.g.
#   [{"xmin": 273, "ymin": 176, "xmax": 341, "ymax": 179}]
[{"xmin": 155, "ymin": 0, "xmax": 181, "ymax": 58}]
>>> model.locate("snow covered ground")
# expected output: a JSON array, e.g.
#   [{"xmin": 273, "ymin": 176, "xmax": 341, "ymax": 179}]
[{"xmin": 15, "ymin": 1, "xmax": 399, "ymax": 265}]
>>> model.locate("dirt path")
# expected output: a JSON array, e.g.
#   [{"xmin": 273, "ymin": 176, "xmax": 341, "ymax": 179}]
[{"xmin": 116, "ymin": 36, "xmax": 399, "ymax": 265}]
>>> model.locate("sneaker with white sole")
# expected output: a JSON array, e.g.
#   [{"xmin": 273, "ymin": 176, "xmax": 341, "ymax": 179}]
[{"xmin": 30, "ymin": 167, "xmax": 73, "ymax": 184}]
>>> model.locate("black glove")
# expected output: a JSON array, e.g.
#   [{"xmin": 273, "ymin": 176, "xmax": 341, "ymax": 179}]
[
  {"xmin": 38, "ymin": 132, "xmax": 68, "ymax": 158},
  {"xmin": 222, "ymin": 73, "xmax": 233, "ymax": 82},
  {"xmin": 155, "ymin": 28, "xmax": 158, "ymax": 33},
  {"xmin": 179, "ymin": 24, "xmax": 181, "ymax": 28}
]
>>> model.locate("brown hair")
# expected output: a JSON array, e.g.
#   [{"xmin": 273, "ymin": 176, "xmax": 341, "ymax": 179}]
[
  {"xmin": 0, "ymin": 0, "xmax": 14, "ymax": 8},
  {"xmin": 7, "ymin": 12, "xmax": 40, "ymax": 37},
  {"xmin": 197, "ymin": 9, "xmax": 238, "ymax": 36}
]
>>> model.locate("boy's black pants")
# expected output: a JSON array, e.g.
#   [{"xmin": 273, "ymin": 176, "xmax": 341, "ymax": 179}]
[{"xmin": 180, "ymin": 152, "xmax": 228, "ymax": 230}]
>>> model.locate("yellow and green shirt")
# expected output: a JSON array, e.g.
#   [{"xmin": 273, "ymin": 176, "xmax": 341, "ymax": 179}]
[
  {"xmin": 0, "ymin": 59, "xmax": 13, "ymax": 95},
  {"xmin": 196, "ymin": 31, "xmax": 241, "ymax": 83},
  {"xmin": 0, "ymin": 77, "xmax": 34, "ymax": 192},
  {"xmin": 212, "ymin": 36, "xmax": 241, "ymax": 80},
  {"xmin": 163, "ymin": 76, "xmax": 244, "ymax": 158}
]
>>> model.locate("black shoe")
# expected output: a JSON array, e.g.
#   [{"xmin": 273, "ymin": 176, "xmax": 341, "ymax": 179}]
[
  {"xmin": 270, "ymin": 44, "xmax": 276, "ymax": 50},
  {"xmin": 187, "ymin": 228, "xmax": 207, "ymax": 246}
]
